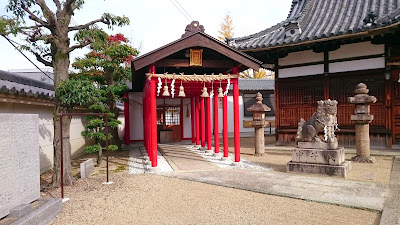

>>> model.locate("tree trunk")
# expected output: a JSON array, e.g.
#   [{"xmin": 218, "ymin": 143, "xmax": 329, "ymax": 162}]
[
  {"xmin": 105, "ymin": 69, "xmax": 122, "ymax": 149},
  {"xmin": 51, "ymin": 39, "xmax": 73, "ymax": 187}
]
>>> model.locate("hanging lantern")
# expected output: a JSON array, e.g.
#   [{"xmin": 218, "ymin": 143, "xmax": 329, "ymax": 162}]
[
  {"xmin": 218, "ymin": 87, "xmax": 224, "ymax": 98},
  {"xmin": 201, "ymin": 86, "xmax": 209, "ymax": 97},
  {"xmin": 162, "ymin": 79, "xmax": 170, "ymax": 97},
  {"xmin": 178, "ymin": 80, "xmax": 186, "ymax": 97},
  {"xmin": 178, "ymin": 86, "xmax": 186, "ymax": 97},
  {"xmin": 201, "ymin": 82, "xmax": 209, "ymax": 98},
  {"xmin": 162, "ymin": 85, "xmax": 170, "ymax": 96}
]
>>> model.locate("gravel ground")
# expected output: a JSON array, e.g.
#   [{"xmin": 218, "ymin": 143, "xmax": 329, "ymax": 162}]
[{"xmin": 49, "ymin": 173, "xmax": 380, "ymax": 225}]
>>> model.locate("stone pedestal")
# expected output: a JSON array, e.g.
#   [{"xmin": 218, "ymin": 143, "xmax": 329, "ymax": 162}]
[
  {"xmin": 254, "ymin": 127, "xmax": 265, "ymax": 156},
  {"xmin": 352, "ymin": 123, "xmax": 376, "ymax": 163},
  {"xmin": 287, "ymin": 144, "xmax": 351, "ymax": 178}
]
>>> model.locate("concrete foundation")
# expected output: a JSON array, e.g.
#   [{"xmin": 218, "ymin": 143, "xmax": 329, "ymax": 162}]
[
  {"xmin": 287, "ymin": 161, "xmax": 352, "ymax": 178},
  {"xmin": 7, "ymin": 198, "xmax": 62, "ymax": 225}
]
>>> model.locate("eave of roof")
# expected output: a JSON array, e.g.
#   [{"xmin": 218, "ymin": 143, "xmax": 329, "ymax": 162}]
[
  {"xmin": 232, "ymin": 0, "xmax": 400, "ymax": 52},
  {"xmin": 132, "ymin": 31, "xmax": 262, "ymax": 71},
  {"xmin": 0, "ymin": 70, "xmax": 54, "ymax": 100}
]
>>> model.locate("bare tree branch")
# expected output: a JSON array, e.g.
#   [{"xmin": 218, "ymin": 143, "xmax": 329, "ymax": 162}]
[
  {"xmin": 68, "ymin": 18, "xmax": 107, "ymax": 31},
  {"xmin": 53, "ymin": 0, "xmax": 61, "ymax": 13},
  {"xmin": 21, "ymin": 5, "xmax": 48, "ymax": 26},
  {"xmin": 36, "ymin": 0, "xmax": 56, "ymax": 25},
  {"xmin": 32, "ymin": 51, "xmax": 53, "ymax": 67},
  {"xmin": 67, "ymin": 42, "xmax": 90, "ymax": 53},
  {"xmin": 62, "ymin": 0, "xmax": 77, "ymax": 16}
]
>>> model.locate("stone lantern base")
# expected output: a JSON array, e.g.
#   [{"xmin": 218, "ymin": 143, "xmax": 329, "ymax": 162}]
[
  {"xmin": 351, "ymin": 155, "xmax": 376, "ymax": 163},
  {"xmin": 286, "ymin": 143, "xmax": 352, "ymax": 178}
]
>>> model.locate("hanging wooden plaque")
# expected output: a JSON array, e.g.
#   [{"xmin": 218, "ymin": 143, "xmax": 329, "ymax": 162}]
[{"xmin": 190, "ymin": 49, "xmax": 203, "ymax": 66}]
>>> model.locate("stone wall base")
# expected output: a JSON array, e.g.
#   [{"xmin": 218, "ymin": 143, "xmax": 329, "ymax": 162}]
[{"xmin": 286, "ymin": 161, "xmax": 352, "ymax": 178}]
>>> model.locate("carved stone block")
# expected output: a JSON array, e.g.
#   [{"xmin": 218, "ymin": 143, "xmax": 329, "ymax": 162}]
[
  {"xmin": 297, "ymin": 141, "xmax": 338, "ymax": 150},
  {"xmin": 286, "ymin": 161, "xmax": 352, "ymax": 178},
  {"xmin": 0, "ymin": 114, "xmax": 40, "ymax": 219},
  {"xmin": 292, "ymin": 147, "xmax": 345, "ymax": 165}
]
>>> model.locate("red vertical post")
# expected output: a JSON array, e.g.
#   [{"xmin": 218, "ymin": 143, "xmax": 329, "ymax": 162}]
[
  {"xmin": 200, "ymin": 97, "xmax": 205, "ymax": 148},
  {"xmin": 124, "ymin": 92, "xmax": 130, "ymax": 146},
  {"xmin": 214, "ymin": 94, "xmax": 220, "ymax": 154},
  {"xmin": 191, "ymin": 97, "xmax": 195, "ymax": 143},
  {"xmin": 206, "ymin": 96, "xmax": 212, "ymax": 150},
  {"xmin": 180, "ymin": 98, "xmax": 184, "ymax": 140},
  {"xmin": 232, "ymin": 67, "xmax": 240, "ymax": 162},
  {"xmin": 149, "ymin": 65, "xmax": 157, "ymax": 167},
  {"xmin": 223, "ymin": 94, "xmax": 228, "ymax": 157},
  {"xmin": 143, "ymin": 83, "xmax": 147, "ymax": 155},
  {"xmin": 195, "ymin": 96, "xmax": 200, "ymax": 146}
]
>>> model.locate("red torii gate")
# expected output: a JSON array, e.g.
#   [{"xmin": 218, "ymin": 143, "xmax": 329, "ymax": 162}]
[{"xmin": 127, "ymin": 21, "xmax": 262, "ymax": 169}]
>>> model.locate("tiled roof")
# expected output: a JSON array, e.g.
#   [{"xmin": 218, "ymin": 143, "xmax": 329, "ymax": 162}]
[
  {"xmin": 232, "ymin": 0, "xmax": 400, "ymax": 50},
  {"xmin": 232, "ymin": 79, "xmax": 274, "ymax": 91},
  {"xmin": 0, "ymin": 70, "xmax": 54, "ymax": 99}
]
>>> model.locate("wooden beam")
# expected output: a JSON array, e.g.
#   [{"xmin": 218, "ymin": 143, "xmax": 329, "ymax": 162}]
[{"xmin": 155, "ymin": 59, "xmax": 236, "ymax": 68}]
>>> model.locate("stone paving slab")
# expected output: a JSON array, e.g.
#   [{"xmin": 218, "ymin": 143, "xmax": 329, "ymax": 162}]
[
  {"xmin": 159, "ymin": 144, "xmax": 218, "ymax": 171},
  {"xmin": 164, "ymin": 169, "xmax": 388, "ymax": 211}
]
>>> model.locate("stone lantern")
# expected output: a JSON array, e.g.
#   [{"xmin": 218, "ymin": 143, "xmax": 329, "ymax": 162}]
[
  {"xmin": 246, "ymin": 92, "xmax": 271, "ymax": 156},
  {"xmin": 348, "ymin": 83, "xmax": 377, "ymax": 163}
]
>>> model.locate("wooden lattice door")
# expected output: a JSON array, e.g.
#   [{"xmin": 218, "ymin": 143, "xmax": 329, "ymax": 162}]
[{"xmin": 393, "ymin": 72, "xmax": 400, "ymax": 143}]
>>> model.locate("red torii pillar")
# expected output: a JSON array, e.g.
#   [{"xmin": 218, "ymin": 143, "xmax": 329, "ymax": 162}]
[
  {"xmin": 149, "ymin": 65, "xmax": 157, "ymax": 167},
  {"xmin": 195, "ymin": 96, "xmax": 200, "ymax": 146},
  {"xmin": 200, "ymin": 97, "xmax": 205, "ymax": 148},
  {"xmin": 232, "ymin": 67, "xmax": 240, "ymax": 162},
  {"xmin": 213, "ymin": 92, "xmax": 220, "ymax": 155},
  {"xmin": 191, "ymin": 97, "xmax": 195, "ymax": 144},
  {"xmin": 206, "ymin": 96, "xmax": 212, "ymax": 151}
]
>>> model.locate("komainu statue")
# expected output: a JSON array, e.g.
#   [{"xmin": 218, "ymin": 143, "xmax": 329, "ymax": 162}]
[{"xmin": 296, "ymin": 99, "xmax": 339, "ymax": 149}]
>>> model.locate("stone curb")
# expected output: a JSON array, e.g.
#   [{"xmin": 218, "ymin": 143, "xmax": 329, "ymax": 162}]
[
  {"xmin": 165, "ymin": 171, "xmax": 385, "ymax": 211},
  {"xmin": 10, "ymin": 198, "xmax": 62, "ymax": 225},
  {"xmin": 379, "ymin": 156, "xmax": 400, "ymax": 225}
]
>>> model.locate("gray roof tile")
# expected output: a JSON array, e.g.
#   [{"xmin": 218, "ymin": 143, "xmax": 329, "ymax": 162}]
[
  {"xmin": 230, "ymin": 79, "xmax": 274, "ymax": 91},
  {"xmin": 232, "ymin": 0, "xmax": 400, "ymax": 50},
  {"xmin": 0, "ymin": 70, "xmax": 54, "ymax": 99}
]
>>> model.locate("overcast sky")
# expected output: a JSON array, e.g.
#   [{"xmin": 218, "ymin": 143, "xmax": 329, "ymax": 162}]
[{"xmin": 0, "ymin": 0, "xmax": 293, "ymax": 71}]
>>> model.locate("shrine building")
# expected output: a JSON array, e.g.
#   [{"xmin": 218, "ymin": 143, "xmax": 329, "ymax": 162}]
[
  {"xmin": 230, "ymin": 0, "xmax": 400, "ymax": 148},
  {"xmin": 125, "ymin": 21, "xmax": 262, "ymax": 168}
]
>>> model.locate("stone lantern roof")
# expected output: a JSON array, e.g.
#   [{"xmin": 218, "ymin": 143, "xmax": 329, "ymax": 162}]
[
  {"xmin": 348, "ymin": 83, "xmax": 377, "ymax": 104},
  {"xmin": 247, "ymin": 92, "xmax": 271, "ymax": 112}
]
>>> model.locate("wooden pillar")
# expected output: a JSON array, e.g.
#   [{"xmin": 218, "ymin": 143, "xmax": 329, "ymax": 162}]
[
  {"xmin": 223, "ymin": 94, "xmax": 228, "ymax": 157},
  {"xmin": 232, "ymin": 67, "xmax": 240, "ymax": 162},
  {"xmin": 191, "ymin": 97, "xmax": 195, "ymax": 143},
  {"xmin": 195, "ymin": 96, "xmax": 200, "ymax": 146},
  {"xmin": 206, "ymin": 96, "xmax": 212, "ymax": 150},
  {"xmin": 124, "ymin": 92, "xmax": 130, "ymax": 145},
  {"xmin": 214, "ymin": 94, "xmax": 220, "ymax": 153},
  {"xmin": 201, "ymin": 97, "xmax": 205, "ymax": 147},
  {"xmin": 149, "ymin": 64, "xmax": 157, "ymax": 167}
]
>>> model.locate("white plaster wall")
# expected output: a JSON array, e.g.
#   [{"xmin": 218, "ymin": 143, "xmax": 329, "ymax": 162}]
[
  {"xmin": 279, "ymin": 64, "xmax": 324, "ymax": 78},
  {"xmin": 329, "ymin": 57, "xmax": 385, "ymax": 73},
  {"xmin": 279, "ymin": 50, "xmax": 323, "ymax": 66},
  {"xmin": 0, "ymin": 102, "xmax": 89, "ymax": 173},
  {"xmin": 128, "ymin": 92, "xmax": 144, "ymax": 141},
  {"xmin": 182, "ymin": 98, "xmax": 192, "ymax": 139},
  {"xmin": 329, "ymin": 42, "xmax": 384, "ymax": 60}
]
